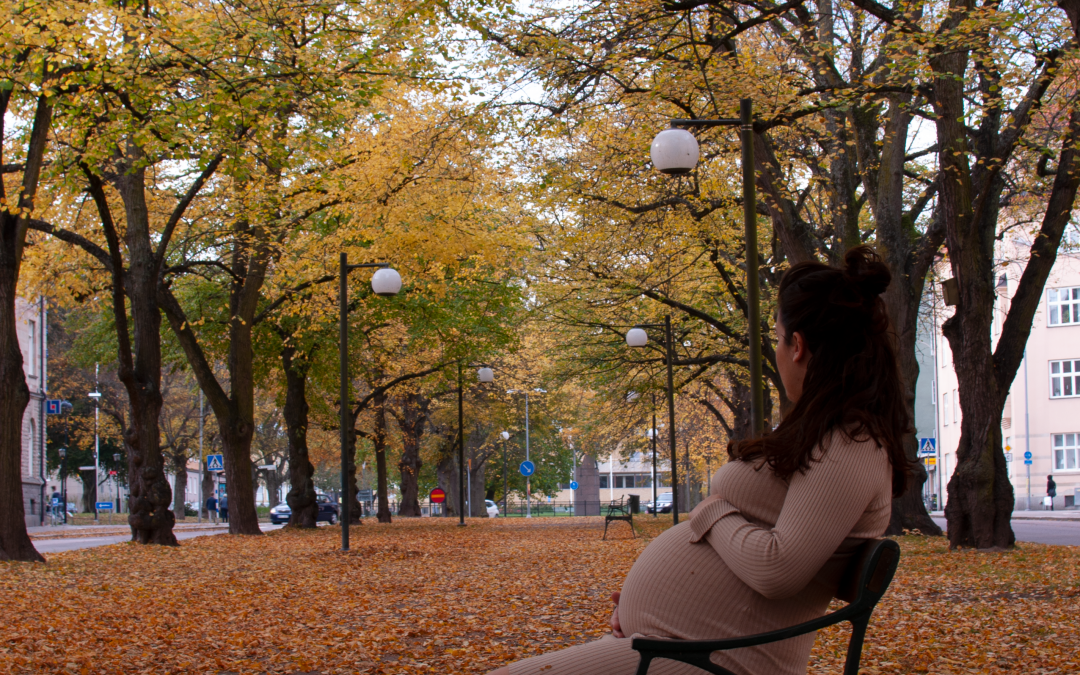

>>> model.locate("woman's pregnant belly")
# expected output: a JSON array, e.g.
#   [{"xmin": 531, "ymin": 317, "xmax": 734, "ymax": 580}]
[{"xmin": 617, "ymin": 521, "xmax": 758, "ymax": 640}]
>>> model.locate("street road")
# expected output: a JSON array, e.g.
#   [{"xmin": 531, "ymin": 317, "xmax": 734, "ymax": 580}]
[
  {"xmin": 36, "ymin": 523, "xmax": 284, "ymax": 555},
  {"xmin": 932, "ymin": 516, "xmax": 1080, "ymax": 546}
]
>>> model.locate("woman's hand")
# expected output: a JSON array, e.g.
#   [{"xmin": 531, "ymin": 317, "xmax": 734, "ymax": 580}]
[{"xmin": 610, "ymin": 591, "xmax": 625, "ymax": 638}]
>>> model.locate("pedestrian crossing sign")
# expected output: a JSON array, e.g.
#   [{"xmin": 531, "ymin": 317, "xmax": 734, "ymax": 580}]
[
  {"xmin": 206, "ymin": 454, "xmax": 224, "ymax": 472},
  {"xmin": 917, "ymin": 438, "xmax": 937, "ymax": 458}
]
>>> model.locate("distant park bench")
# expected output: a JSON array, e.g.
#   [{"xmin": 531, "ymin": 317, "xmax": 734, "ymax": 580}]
[
  {"xmin": 603, "ymin": 496, "xmax": 638, "ymax": 540},
  {"xmin": 631, "ymin": 537, "xmax": 901, "ymax": 675}
]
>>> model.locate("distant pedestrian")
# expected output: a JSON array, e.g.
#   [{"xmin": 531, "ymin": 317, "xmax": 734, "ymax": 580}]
[
  {"xmin": 50, "ymin": 487, "xmax": 62, "ymax": 518},
  {"xmin": 1047, "ymin": 475, "xmax": 1057, "ymax": 511},
  {"xmin": 205, "ymin": 495, "xmax": 218, "ymax": 524},
  {"xmin": 219, "ymin": 494, "xmax": 229, "ymax": 523}
]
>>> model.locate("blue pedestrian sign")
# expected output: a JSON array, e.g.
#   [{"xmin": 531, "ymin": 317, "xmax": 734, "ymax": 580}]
[
  {"xmin": 570, "ymin": 481, "xmax": 579, "ymax": 490},
  {"xmin": 519, "ymin": 460, "xmax": 536, "ymax": 477},
  {"xmin": 95, "ymin": 502, "xmax": 113, "ymax": 511},
  {"xmin": 46, "ymin": 399, "xmax": 62, "ymax": 415},
  {"xmin": 1023, "ymin": 451, "xmax": 1032, "ymax": 460},
  {"xmin": 1024, "ymin": 459, "xmax": 1033, "ymax": 465},
  {"xmin": 917, "ymin": 438, "xmax": 937, "ymax": 458},
  {"xmin": 206, "ymin": 454, "xmax": 224, "ymax": 472}
]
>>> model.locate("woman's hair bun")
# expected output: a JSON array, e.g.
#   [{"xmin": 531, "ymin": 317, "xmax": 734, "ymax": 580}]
[{"xmin": 842, "ymin": 246, "xmax": 891, "ymax": 301}]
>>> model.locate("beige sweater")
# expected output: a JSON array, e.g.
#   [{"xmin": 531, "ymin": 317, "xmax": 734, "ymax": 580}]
[{"xmin": 509, "ymin": 432, "xmax": 893, "ymax": 675}]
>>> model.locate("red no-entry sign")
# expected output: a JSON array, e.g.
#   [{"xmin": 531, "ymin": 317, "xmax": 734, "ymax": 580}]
[{"xmin": 429, "ymin": 488, "xmax": 446, "ymax": 504}]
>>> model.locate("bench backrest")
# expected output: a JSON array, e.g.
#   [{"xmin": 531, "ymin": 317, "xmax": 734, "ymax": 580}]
[{"xmin": 834, "ymin": 538, "xmax": 901, "ymax": 606}]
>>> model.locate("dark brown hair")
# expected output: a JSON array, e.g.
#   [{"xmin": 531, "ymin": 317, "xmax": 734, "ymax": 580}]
[{"xmin": 731, "ymin": 246, "xmax": 913, "ymax": 497}]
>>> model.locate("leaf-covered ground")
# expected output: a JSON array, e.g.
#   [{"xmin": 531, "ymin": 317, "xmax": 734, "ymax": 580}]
[{"xmin": 1, "ymin": 518, "xmax": 1077, "ymax": 674}]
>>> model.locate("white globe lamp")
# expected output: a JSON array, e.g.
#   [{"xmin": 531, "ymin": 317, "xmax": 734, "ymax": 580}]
[
  {"xmin": 625, "ymin": 327, "xmax": 649, "ymax": 347},
  {"xmin": 477, "ymin": 367, "xmax": 494, "ymax": 383},
  {"xmin": 501, "ymin": 431, "xmax": 510, "ymax": 441},
  {"xmin": 370, "ymin": 267, "xmax": 402, "ymax": 296},
  {"xmin": 650, "ymin": 128, "xmax": 699, "ymax": 175}
]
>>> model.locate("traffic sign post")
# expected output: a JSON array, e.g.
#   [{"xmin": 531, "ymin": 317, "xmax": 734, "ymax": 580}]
[
  {"xmin": 570, "ymin": 480, "xmax": 579, "ymax": 490},
  {"xmin": 46, "ymin": 399, "xmax": 62, "ymax": 415},
  {"xmin": 519, "ymin": 460, "xmax": 535, "ymax": 477},
  {"xmin": 429, "ymin": 488, "xmax": 446, "ymax": 517},
  {"xmin": 206, "ymin": 454, "xmax": 224, "ymax": 472}
]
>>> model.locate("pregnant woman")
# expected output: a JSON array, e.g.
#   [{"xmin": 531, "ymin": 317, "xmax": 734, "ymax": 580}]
[{"xmin": 491, "ymin": 246, "xmax": 912, "ymax": 675}]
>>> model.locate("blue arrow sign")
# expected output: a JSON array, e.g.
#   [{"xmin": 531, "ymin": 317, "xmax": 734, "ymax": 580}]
[
  {"xmin": 1024, "ymin": 459, "xmax": 1033, "ymax": 465},
  {"xmin": 46, "ymin": 399, "xmax": 61, "ymax": 415},
  {"xmin": 570, "ymin": 480, "xmax": 579, "ymax": 490},
  {"xmin": 95, "ymin": 502, "xmax": 113, "ymax": 510},
  {"xmin": 519, "ymin": 460, "xmax": 536, "ymax": 477},
  {"xmin": 1023, "ymin": 451, "xmax": 1032, "ymax": 460},
  {"xmin": 206, "ymin": 454, "xmax": 224, "ymax": 472}
]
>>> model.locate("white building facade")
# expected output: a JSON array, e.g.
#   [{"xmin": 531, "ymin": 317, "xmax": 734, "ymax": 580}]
[
  {"xmin": 931, "ymin": 228, "xmax": 1080, "ymax": 511},
  {"xmin": 17, "ymin": 296, "xmax": 47, "ymax": 527}
]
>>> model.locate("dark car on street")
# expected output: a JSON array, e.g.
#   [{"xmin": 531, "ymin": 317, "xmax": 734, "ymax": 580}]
[{"xmin": 269, "ymin": 494, "xmax": 339, "ymax": 525}]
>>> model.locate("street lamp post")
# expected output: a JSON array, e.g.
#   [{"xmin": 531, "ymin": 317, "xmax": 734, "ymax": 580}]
[
  {"xmin": 58, "ymin": 447, "xmax": 67, "ymax": 524},
  {"xmin": 500, "ymin": 431, "xmax": 510, "ymax": 515},
  {"xmin": 649, "ymin": 394, "xmax": 658, "ymax": 519},
  {"xmin": 650, "ymin": 98, "xmax": 764, "ymax": 436},
  {"xmin": 339, "ymin": 253, "xmax": 401, "ymax": 551},
  {"xmin": 457, "ymin": 364, "xmax": 494, "ymax": 525},
  {"xmin": 113, "ymin": 453, "xmax": 121, "ymax": 516},
  {"xmin": 89, "ymin": 366, "xmax": 102, "ymax": 523},
  {"xmin": 626, "ymin": 316, "xmax": 681, "ymax": 523}
]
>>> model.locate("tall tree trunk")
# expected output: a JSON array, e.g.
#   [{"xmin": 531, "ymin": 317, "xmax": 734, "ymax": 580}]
[
  {"xmin": 115, "ymin": 163, "xmax": 177, "ymax": 546},
  {"xmin": 201, "ymin": 469, "xmax": 214, "ymax": 519},
  {"xmin": 397, "ymin": 393, "xmax": 430, "ymax": 517},
  {"xmin": 373, "ymin": 395, "xmax": 392, "ymax": 523},
  {"xmin": 171, "ymin": 451, "xmax": 189, "ymax": 518},
  {"xmin": 0, "ymin": 91, "xmax": 52, "ymax": 562},
  {"xmin": 437, "ymin": 451, "xmax": 460, "ymax": 518}
]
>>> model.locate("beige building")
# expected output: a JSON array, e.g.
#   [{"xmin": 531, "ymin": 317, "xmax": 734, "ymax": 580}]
[
  {"xmin": 17, "ymin": 296, "xmax": 47, "ymax": 527},
  {"xmin": 934, "ymin": 227, "xmax": 1080, "ymax": 511}
]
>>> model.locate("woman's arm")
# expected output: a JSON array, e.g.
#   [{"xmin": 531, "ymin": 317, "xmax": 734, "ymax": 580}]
[{"xmin": 688, "ymin": 436, "xmax": 889, "ymax": 600}]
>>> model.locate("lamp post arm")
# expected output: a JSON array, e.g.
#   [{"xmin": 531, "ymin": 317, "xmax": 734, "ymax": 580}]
[
  {"xmin": 458, "ymin": 362, "xmax": 466, "ymax": 526},
  {"xmin": 665, "ymin": 315, "xmax": 680, "ymax": 525}
]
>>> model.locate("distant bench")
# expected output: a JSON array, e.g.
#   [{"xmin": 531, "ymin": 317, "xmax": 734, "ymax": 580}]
[
  {"xmin": 631, "ymin": 537, "xmax": 901, "ymax": 675},
  {"xmin": 603, "ymin": 496, "xmax": 638, "ymax": 540}
]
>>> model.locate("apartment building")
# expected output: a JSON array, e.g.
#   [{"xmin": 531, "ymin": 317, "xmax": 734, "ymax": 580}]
[
  {"xmin": 931, "ymin": 227, "xmax": 1080, "ymax": 510},
  {"xmin": 17, "ymin": 296, "xmax": 48, "ymax": 527}
]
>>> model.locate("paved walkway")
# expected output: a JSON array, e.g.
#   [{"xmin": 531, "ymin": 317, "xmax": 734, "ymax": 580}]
[{"xmin": 930, "ymin": 509, "xmax": 1080, "ymax": 522}]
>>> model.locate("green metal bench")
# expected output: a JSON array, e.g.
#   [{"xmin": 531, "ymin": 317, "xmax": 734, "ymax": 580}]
[{"xmin": 632, "ymin": 537, "xmax": 901, "ymax": 675}]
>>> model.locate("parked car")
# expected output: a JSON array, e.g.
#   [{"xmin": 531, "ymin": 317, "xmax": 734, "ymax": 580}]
[
  {"xmin": 645, "ymin": 492, "xmax": 674, "ymax": 514},
  {"xmin": 269, "ymin": 494, "xmax": 339, "ymax": 525},
  {"xmin": 485, "ymin": 499, "xmax": 500, "ymax": 518}
]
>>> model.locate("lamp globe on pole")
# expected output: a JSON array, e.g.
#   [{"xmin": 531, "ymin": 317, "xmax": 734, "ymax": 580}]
[
  {"xmin": 650, "ymin": 128, "xmax": 699, "ymax": 175},
  {"xmin": 477, "ymin": 367, "xmax": 494, "ymax": 383},
  {"xmin": 501, "ymin": 431, "xmax": 510, "ymax": 441},
  {"xmin": 370, "ymin": 267, "xmax": 402, "ymax": 296},
  {"xmin": 625, "ymin": 327, "xmax": 649, "ymax": 348}
]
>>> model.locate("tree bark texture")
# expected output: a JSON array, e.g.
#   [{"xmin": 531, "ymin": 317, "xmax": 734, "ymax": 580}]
[
  {"xmin": 437, "ymin": 452, "xmax": 460, "ymax": 518},
  {"xmin": 171, "ymin": 450, "xmax": 189, "ymax": 517},
  {"xmin": 396, "ymin": 393, "xmax": 431, "ymax": 517}
]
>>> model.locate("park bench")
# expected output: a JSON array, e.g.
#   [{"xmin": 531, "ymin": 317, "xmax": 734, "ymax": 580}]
[
  {"xmin": 631, "ymin": 537, "xmax": 901, "ymax": 675},
  {"xmin": 603, "ymin": 496, "xmax": 638, "ymax": 540}
]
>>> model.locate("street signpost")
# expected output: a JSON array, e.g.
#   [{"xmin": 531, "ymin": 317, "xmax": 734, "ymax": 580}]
[
  {"xmin": 46, "ymin": 399, "xmax": 62, "ymax": 415},
  {"xmin": 206, "ymin": 454, "xmax": 224, "ymax": 472},
  {"xmin": 429, "ymin": 488, "xmax": 446, "ymax": 517},
  {"xmin": 570, "ymin": 480, "xmax": 579, "ymax": 490},
  {"xmin": 96, "ymin": 502, "xmax": 113, "ymax": 510},
  {"xmin": 519, "ymin": 460, "xmax": 535, "ymax": 477}
]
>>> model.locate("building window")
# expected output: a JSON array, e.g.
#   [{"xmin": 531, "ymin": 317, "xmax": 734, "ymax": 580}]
[
  {"xmin": 943, "ymin": 392, "xmax": 951, "ymax": 426},
  {"xmin": 599, "ymin": 476, "xmax": 608, "ymax": 489},
  {"xmin": 1050, "ymin": 360, "xmax": 1080, "ymax": 398},
  {"xmin": 1048, "ymin": 287, "xmax": 1080, "ymax": 326},
  {"xmin": 615, "ymin": 475, "xmax": 636, "ymax": 488},
  {"xmin": 953, "ymin": 389, "xmax": 959, "ymax": 423},
  {"xmin": 1053, "ymin": 433, "xmax": 1079, "ymax": 471}
]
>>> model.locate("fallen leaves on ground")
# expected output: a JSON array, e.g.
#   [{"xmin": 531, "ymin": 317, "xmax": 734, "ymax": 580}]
[{"xmin": 1, "ymin": 518, "xmax": 1077, "ymax": 674}]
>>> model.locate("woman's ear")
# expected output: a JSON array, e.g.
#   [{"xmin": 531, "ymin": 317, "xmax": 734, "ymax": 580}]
[{"xmin": 792, "ymin": 331, "xmax": 810, "ymax": 364}]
